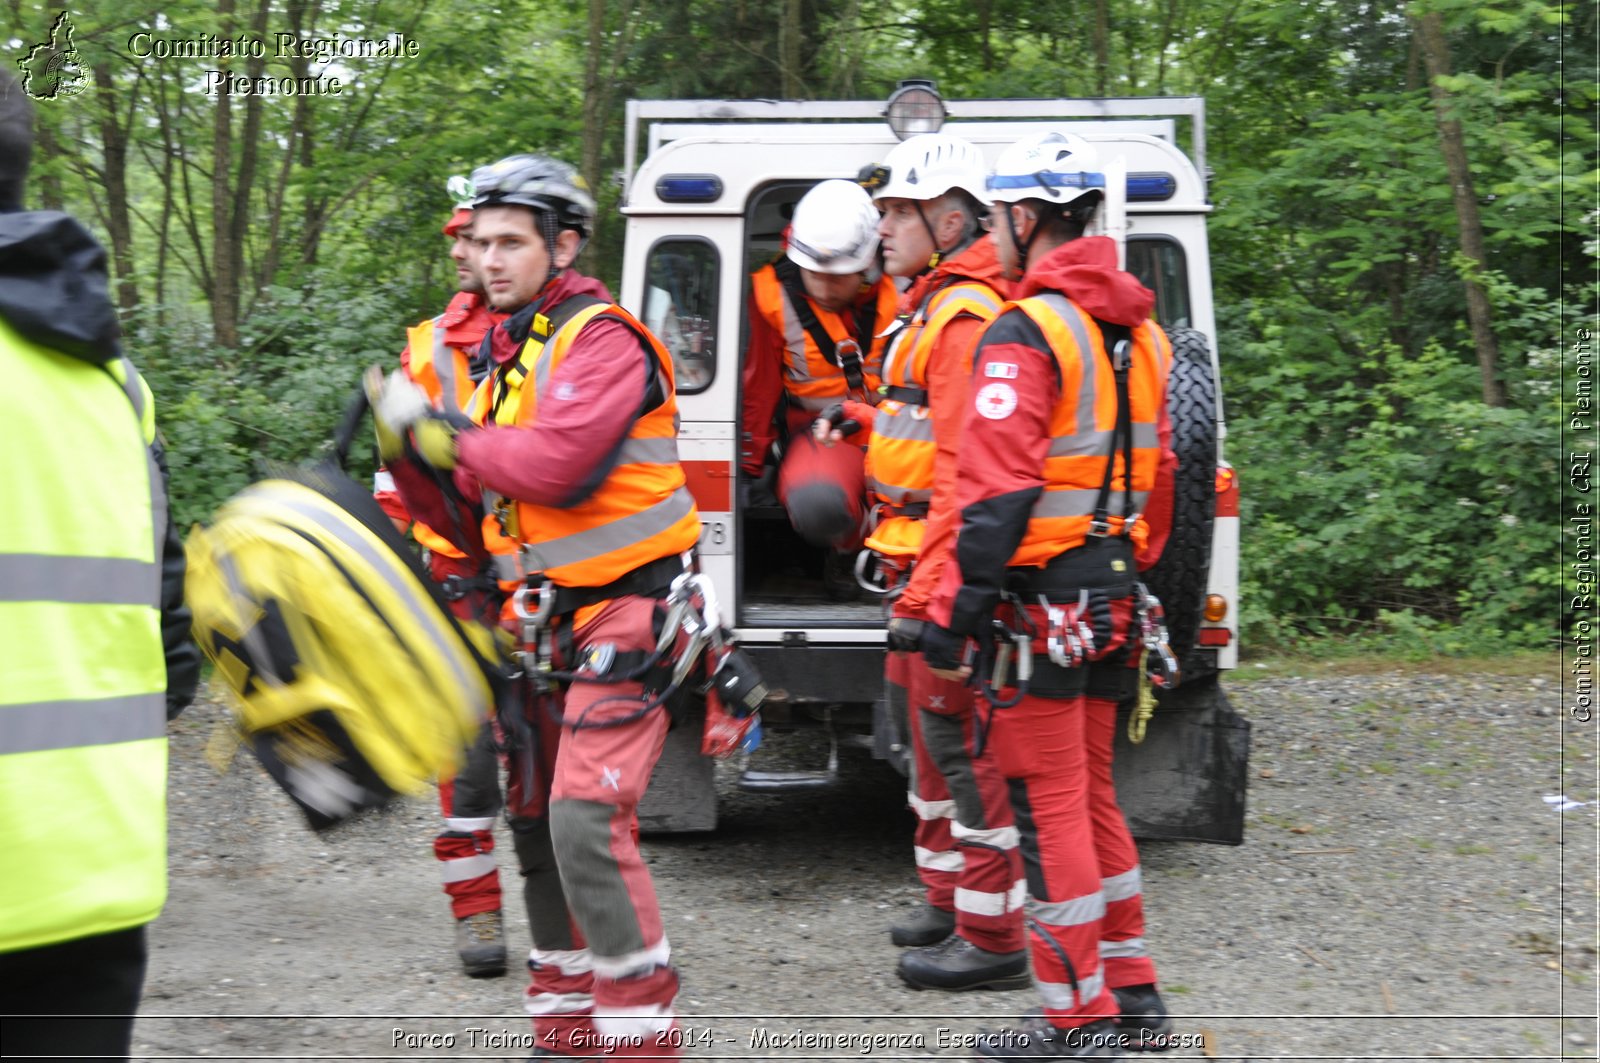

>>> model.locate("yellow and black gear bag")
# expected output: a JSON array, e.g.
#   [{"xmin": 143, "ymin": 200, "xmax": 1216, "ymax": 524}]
[{"xmin": 185, "ymin": 457, "xmax": 505, "ymax": 831}]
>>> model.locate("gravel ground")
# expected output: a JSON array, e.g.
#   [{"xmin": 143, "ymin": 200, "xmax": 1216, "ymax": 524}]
[{"xmin": 132, "ymin": 660, "xmax": 1595, "ymax": 1062}]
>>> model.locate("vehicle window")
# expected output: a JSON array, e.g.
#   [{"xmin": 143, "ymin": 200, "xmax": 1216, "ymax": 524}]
[
  {"xmin": 1126, "ymin": 237, "xmax": 1191, "ymax": 330},
  {"xmin": 644, "ymin": 238, "xmax": 718, "ymax": 394}
]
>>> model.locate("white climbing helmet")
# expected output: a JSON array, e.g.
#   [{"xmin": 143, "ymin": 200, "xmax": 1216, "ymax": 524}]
[{"xmin": 786, "ymin": 179, "xmax": 881, "ymax": 274}]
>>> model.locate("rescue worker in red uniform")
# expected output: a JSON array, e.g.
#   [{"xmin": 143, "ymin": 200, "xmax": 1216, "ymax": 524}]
[
  {"xmin": 369, "ymin": 153, "xmax": 700, "ymax": 1060},
  {"xmin": 823, "ymin": 134, "xmax": 1025, "ymax": 990},
  {"xmin": 740, "ymin": 179, "xmax": 898, "ymax": 575},
  {"xmin": 922, "ymin": 132, "xmax": 1177, "ymax": 1059},
  {"xmin": 374, "ymin": 181, "xmax": 512, "ymax": 979}
]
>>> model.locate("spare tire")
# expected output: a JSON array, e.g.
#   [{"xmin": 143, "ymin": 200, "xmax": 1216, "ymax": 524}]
[{"xmin": 1141, "ymin": 327, "xmax": 1217, "ymax": 677}]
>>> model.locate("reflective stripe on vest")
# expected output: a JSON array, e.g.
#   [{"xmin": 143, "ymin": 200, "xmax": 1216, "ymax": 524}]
[
  {"xmin": 474, "ymin": 301, "xmax": 700, "ymax": 588},
  {"xmin": 0, "ymin": 554, "xmax": 159, "ymax": 605},
  {"xmin": 1004, "ymin": 295, "xmax": 1172, "ymax": 566},
  {"xmin": 0, "ymin": 693, "xmax": 166, "ymax": 755},
  {"xmin": 749, "ymin": 264, "xmax": 893, "ymax": 412},
  {"xmin": 407, "ymin": 315, "xmax": 479, "ymax": 415},
  {"xmin": 867, "ymin": 281, "xmax": 1003, "ymax": 508},
  {"xmin": 0, "ymin": 321, "xmax": 169, "ymax": 953}
]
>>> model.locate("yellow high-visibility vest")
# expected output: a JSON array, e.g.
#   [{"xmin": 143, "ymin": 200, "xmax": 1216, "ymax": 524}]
[{"xmin": 0, "ymin": 317, "xmax": 169, "ymax": 954}]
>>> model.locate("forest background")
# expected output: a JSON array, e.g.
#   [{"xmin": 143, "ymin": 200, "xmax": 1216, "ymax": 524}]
[{"xmin": 4, "ymin": 0, "xmax": 1592, "ymax": 654}]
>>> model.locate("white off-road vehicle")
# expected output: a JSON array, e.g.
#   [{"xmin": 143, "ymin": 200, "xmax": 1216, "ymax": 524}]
[{"xmin": 619, "ymin": 83, "xmax": 1249, "ymax": 843}]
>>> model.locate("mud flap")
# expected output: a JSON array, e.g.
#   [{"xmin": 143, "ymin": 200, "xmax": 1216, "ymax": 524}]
[{"xmin": 1112, "ymin": 674, "xmax": 1249, "ymax": 845}]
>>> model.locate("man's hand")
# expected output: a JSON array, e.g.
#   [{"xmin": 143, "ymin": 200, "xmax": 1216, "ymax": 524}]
[
  {"xmin": 411, "ymin": 416, "xmax": 462, "ymax": 470},
  {"xmin": 364, "ymin": 366, "xmax": 419, "ymax": 463},
  {"xmin": 812, "ymin": 401, "xmax": 871, "ymax": 446},
  {"xmin": 921, "ymin": 623, "xmax": 972, "ymax": 681},
  {"xmin": 363, "ymin": 365, "xmax": 464, "ymax": 470},
  {"xmin": 885, "ymin": 616, "xmax": 925, "ymax": 654}
]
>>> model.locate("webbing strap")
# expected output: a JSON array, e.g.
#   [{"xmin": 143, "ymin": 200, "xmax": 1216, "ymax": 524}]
[
  {"xmin": 1090, "ymin": 319, "xmax": 1136, "ymax": 538},
  {"xmin": 880, "ymin": 384, "xmax": 929, "ymax": 406},
  {"xmin": 491, "ymin": 294, "xmax": 608, "ymax": 416},
  {"xmin": 774, "ymin": 258, "xmax": 877, "ymax": 397}
]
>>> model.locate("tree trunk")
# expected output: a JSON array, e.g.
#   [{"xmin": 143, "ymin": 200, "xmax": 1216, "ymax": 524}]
[
  {"xmin": 581, "ymin": 0, "xmax": 640, "ymax": 266},
  {"xmin": 212, "ymin": 0, "xmax": 240, "ymax": 348},
  {"xmin": 92, "ymin": 63, "xmax": 138, "ymax": 315},
  {"xmin": 581, "ymin": 0, "xmax": 608, "ymax": 204},
  {"xmin": 1093, "ymin": 0, "xmax": 1110, "ymax": 96},
  {"xmin": 33, "ymin": 120, "xmax": 65, "ymax": 211},
  {"xmin": 232, "ymin": 0, "xmax": 270, "ymax": 318},
  {"xmin": 780, "ymin": 0, "xmax": 803, "ymax": 97},
  {"xmin": 976, "ymin": 0, "xmax": 993, "ymax": 72},
  {"xmin": 1414, "ymin": 9, "xmax": 1507, "ymax": 407}
]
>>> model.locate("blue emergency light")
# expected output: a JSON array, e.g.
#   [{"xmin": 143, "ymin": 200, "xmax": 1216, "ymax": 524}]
[
  {"xmin": 1126, "ymin": 172, "xmax": 1178, "ymax": 201},
  {"xmin": 656, "ymin": 175, "xmax": 724, "ymax": 203}
]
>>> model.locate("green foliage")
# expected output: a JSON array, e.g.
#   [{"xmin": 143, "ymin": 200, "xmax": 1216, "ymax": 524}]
[
  {"xmin": 132, "ymin": 273, "xmax": 402, "ymax": 530},
  {"xmin": 1231, "ymin": 331, "xmax": 1559, "ymax": 653},
  {"xmin": 5, "ymin": 0, "xmax": 1586, "ymax": 655}
]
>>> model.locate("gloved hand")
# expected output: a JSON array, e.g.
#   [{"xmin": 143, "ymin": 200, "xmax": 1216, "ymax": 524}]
[
  {"xmin": 812, "ymin": 401, "xmax": 874, "ymax": 446},
  {"xmin": 410, "ymin": 415, "xmax": 463, "ymax": 470},
  {"xmin": 921, "ymin": 623, "xmax": 970, "ymax": 677},
  {"xmin": 885, "ymin": 616, "xmax": 925, "ymax": 654},
  {"xmin": 363, "ymin": 365, "xmax": 465, "ymax": 471},
  {"xmin": 363, "ymin": 365, "xmax": 417, "ymax": 463}
]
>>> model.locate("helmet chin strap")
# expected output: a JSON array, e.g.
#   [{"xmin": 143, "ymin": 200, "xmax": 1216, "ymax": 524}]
[
  {"xmin": 1002, "ymin": 204, "xmax": 1030, "ymax": 280},
  {"xmin": 914, "ymin": 202, "xmax": 954, "ymax": 272},
  {"xmin": 913, "ymin": 200, "xmax": 984, "ymax": 275}
]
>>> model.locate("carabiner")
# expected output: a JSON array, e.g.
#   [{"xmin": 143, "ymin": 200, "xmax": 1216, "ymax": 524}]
[{"xmin": 1133, "ymin": 581, "xmax": 1181, "ymax": 689}]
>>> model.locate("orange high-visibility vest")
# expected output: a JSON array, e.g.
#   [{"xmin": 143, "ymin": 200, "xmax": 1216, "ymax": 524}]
[
  {"xmin": 748, "ymin": 263, "xmax": 895, "ymax": 413},
  {"xmin": 866, "ymin": 279, "xmax": 1004, "ymax": 511},
  {"xmin": 1003, "ymin": 293, "xmax": 1173, "ymax": 565},
  {"xmin": 403, "ymin": 315, "xmax": 481, "ymax": 559},
  {"xmin": 468, "ymin": 299, "xmax": 700, "ymax": 590}
]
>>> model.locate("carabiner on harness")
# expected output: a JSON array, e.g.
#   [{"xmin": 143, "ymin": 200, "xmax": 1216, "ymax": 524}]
[
  {"xmin": 1133, "ymin": 580, "xmax": 1181, "ymax": 690},
  {"xmin": 510, "ymin": 578, "xmax": 556, "ymax": 681},
  {"xmin": 854, "ymin": 549, "xmax": 904, "ymax": 597},
  {"xmin": 979, "ymin": 611, "xmax": 1033, "ymax": 711},
  {"xmin": 1043, "ymin": 589, "xmax": 1098, "ymax": 669}
]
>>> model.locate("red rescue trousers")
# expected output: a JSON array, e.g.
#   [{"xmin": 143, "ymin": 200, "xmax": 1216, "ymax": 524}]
[
  {"xmin": 904, "ymin": 652, "xmax": 1024, "ymax": 954},
  {"xmin": 987, "ymin": 593, "xmax": 1158, "ymax": 1029},
  {"xmin": 506, "ymin": 595, "xmax": 681, "ymax": 1059},
  {"xmin": 429, "ymin": 551, "xmax": 504, "ymax": 921}
]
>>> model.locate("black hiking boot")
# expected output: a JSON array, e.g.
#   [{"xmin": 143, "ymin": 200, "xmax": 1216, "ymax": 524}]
[
  {"xmin": 454, "ymin": 909, "xmax": 507, "ymax": 977},
  {"xmin": 974, "ymin": 1016, "xmax": 1122, "ymax": 1059},
  {"xmin": 897, "ymin": 934, "xmax": 1030, "ymax": 992},
  {"xmin": 889, "ymin": 903, "xmax": 956, "ymax": 947},
  {"xmin": 1112, "ymin": 984, "xmax": 1175, "ymax": 1051}
]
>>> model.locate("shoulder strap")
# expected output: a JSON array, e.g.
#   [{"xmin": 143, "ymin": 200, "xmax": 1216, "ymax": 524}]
[
  {"xmin": 492, "ymin": 294, "xmax": 608, "ymax": 415},
  {"xmin": 773, "ymin": 257, "xmax": 867, "ymax": 397},
  {"xmin": 1089, "ymin": 317, "xmax": 1136, "ymax": 538}
]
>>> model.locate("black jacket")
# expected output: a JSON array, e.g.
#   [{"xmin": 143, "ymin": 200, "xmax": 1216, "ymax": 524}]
[{"xmin": 0, "ymin": 211, "xmax": 201, "ymax": 717}]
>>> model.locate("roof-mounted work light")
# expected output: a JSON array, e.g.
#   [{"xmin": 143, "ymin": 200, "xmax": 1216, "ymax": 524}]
[{"xmin": 884, "ymin": 79, "xmax": 945, "ymax": 141}]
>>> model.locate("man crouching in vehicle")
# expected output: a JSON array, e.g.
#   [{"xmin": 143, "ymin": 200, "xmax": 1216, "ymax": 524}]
[
  {"xmin": 921, "ymin": 131, "xmax": 1177, "ymax": 1060},
  {"xmin": 369, "ymin": 153, "xmax": 699, "ymax": 1060}
]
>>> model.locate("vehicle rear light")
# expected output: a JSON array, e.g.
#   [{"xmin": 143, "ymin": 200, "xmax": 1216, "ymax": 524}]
[
  {"xmin": 655, "ymin": 175, "xmax": 723, "ymax": 202},
  {"xmin": 1203, "ymin": 594, "xmax": 1228, "ymax": 623},
  {"xmin": 1215, "ymin": 465, "xmax": 1236, "ymax": 495},
  {"xmin": 1126, "ymin": 172, "xmax": 1177, "ymax": 201},
  {"xmin": 1197, "ymin": 627, "xmax": 1232, "ymax": 646}
]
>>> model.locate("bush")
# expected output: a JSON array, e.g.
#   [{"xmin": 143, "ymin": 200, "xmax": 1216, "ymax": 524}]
[
  {"xmin": 1230, "ymin": 335, "xmax": 1556, "ymax": 654},
  {"xmin": 128, "ymin": 274, "xmax": 417, "ymax": 530}
]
